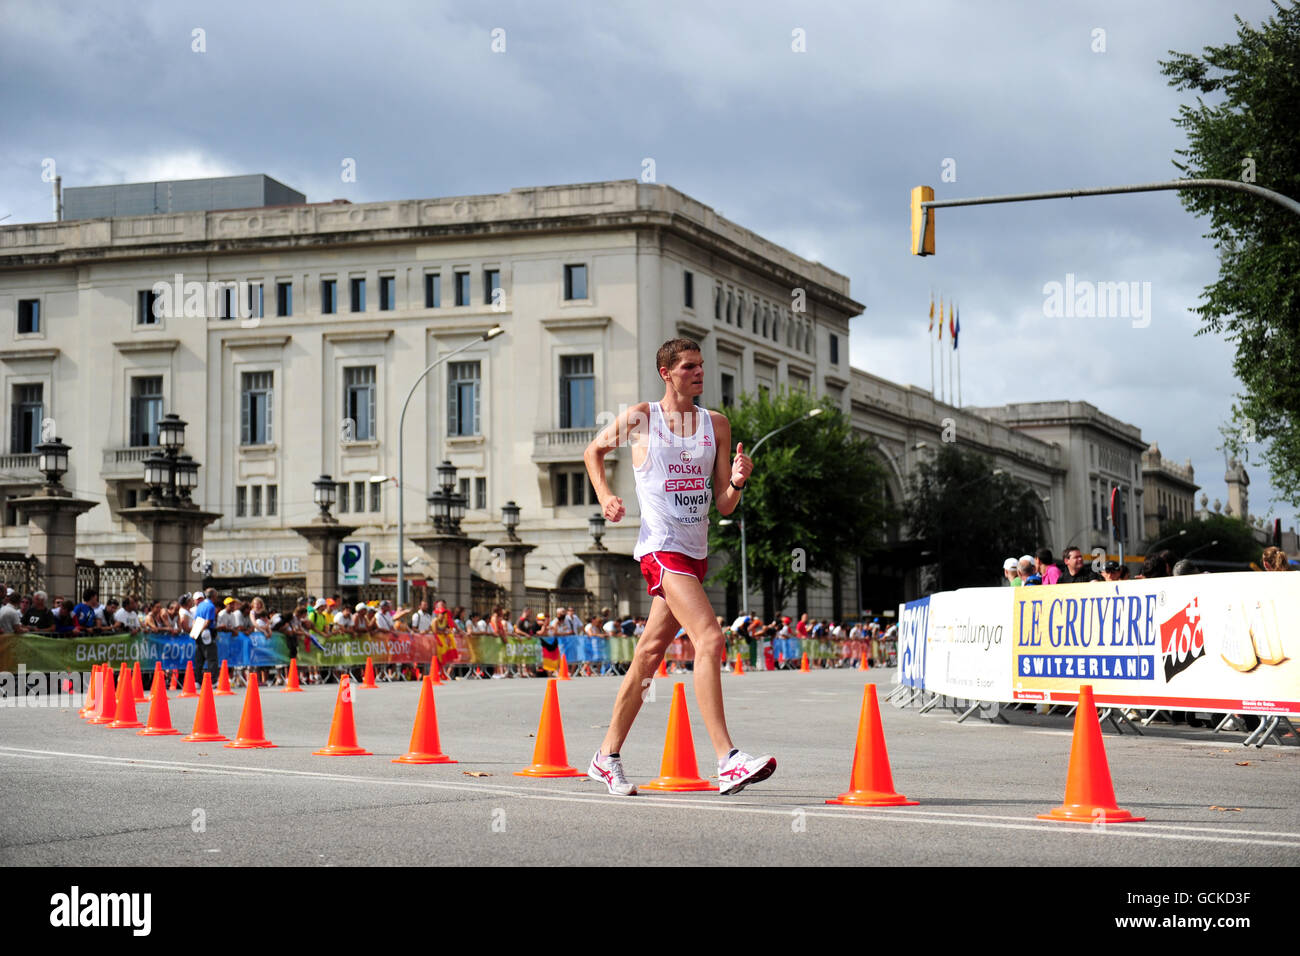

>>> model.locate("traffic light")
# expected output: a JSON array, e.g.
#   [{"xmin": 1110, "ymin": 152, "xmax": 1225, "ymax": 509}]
[{"xmin": 911, "ymin": 185, "xmax": 934, "ymax": 256}]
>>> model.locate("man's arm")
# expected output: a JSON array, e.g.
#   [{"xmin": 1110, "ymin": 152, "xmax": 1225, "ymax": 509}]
[
  {"xmin": 710, "ymin": 413, "xmax": 752, "ymax": 517},
  {"xmin": 584, "ymin": 402, "xmax": 650, "ymax": 523}
]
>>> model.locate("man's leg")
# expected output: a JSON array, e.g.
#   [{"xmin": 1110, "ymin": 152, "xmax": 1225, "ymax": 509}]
[
  {"xmin": 658, "ymin": 571, "xmax": 733, "ymax": 760},
  {"xmin": 598, "ymin": 596, "xmax": 679, "ymax": 756}
]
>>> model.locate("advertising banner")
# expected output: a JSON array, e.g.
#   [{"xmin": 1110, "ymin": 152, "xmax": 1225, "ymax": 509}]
[
  {"xmin": 1012, "ymin": 572, "xmax": 1300, "ymax": 715},
  {"xmin": 896, "ymin": 595, "xmax": 930, "ymax": 689},
  {"xmin": 925, "ymin": 588, "xmax": 1014, "ymax": 702}
]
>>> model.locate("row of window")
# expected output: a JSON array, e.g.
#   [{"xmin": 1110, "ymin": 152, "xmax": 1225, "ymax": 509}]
[
  {"xmin": 234, "ymin": 484, "xmax": 279, "ymax": 518},
  {"xmin": 128, "ymin": 265, "xmax": 589, "ymax": 325},
  {"xmin": 707, "ymin": 277, "xmax": 819, "ymax": 357},
  {"xmin": 5, "ymin": 351, "xmax": 598, "ymax": 455}
]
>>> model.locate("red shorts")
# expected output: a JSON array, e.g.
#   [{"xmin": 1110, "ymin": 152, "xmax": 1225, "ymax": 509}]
[{"xmin": 640, "ymin": 551, "xmax": 709, "ymax": 598}]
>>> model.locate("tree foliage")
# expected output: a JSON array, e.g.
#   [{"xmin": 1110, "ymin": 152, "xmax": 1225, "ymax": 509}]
[
  {"xmin": 1159, "ymin": 2, "xmax": 1300, "ymax": 509},
  {"xmin": 1153, "ymin": 513, "xmax": 1263, "ymax": 567},
  {"xmin": 902, "ymin": 443, "xmax": 1044, "ymax": 591},
  {"xmin": 708, "ymin": 388, "xmax": 893, "ymax": 616}
]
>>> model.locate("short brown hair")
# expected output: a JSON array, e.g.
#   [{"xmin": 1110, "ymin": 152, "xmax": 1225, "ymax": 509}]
[{"xmin": 656, "ymin": 337, "xmax": 701, "ymax": 379}]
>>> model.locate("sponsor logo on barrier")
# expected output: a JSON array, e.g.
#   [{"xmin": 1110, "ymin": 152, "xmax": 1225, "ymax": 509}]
[
  {"xmin": 898, "ymin": 598, "xmax": 929, "ymax": 689},
  {"xmin": 1017, "ymin": 654, "xmax": 1151, "ymax": 680},
  {"xmin": 1160, "ymin": 597, "xmax": 1205, "ymax": 682}
]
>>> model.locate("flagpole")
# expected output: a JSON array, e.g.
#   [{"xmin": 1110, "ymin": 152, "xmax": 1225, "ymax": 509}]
[{"xmin": 929, "ymin": 293, "xmax": 935, "ymax": 397}]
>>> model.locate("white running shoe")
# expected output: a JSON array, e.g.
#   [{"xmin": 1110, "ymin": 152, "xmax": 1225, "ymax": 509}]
[
  {"xmin": 718, "ymin": 750, "xmax": 777, "ymax": 795},
  {"xmin": 588, "ymin": 751, "xmax": 637, "ymax": 796}
]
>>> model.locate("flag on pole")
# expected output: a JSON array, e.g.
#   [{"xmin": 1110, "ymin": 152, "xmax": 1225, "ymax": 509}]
[
  {"xmin": 953, "ymin": 305, "xmax": 960, "ymax": 349},
  {"xmin": 949, "ymin": 301, "xmax": 955, "ymax": 345},
  {"xmin": 938, "ymin": 296, "xmax": 943, "ymax": 341},
  {"xmin": 928, "ymin": 294, "xmax": 934, "ymax": 333}
]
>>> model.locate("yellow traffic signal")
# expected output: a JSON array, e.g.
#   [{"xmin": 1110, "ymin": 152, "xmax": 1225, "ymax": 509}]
[{"xmin": 911, "ymin": 185, "xmax": 934, "ymax": 256}]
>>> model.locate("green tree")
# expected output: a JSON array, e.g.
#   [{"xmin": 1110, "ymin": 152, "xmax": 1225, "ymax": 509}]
[
  {"xmin": 1152, "ymin": 513, "xmax": 1263, "ymax": 568},
  {"xmin": 1160, "ymin": 2, "xmax": 1300, "ymax": 508},
  {"xmin": 903, "ymin": 444, "xmax": 1043, "ymax": 591},
  {"xmin": 709, "ymin": 388, "xmax": 893, "ymax": 619}
]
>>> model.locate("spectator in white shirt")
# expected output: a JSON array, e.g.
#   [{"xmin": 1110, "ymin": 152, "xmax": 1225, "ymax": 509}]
[
  {"xmin": 0, "ymin": 592, "xmax": 22, "ymax": 633},
  {"xmin": 374, "ymin": 600, "xmax": 395, "ymax": 631},
  {"xmin": 410, "ymin": 600, "xmax": 432, "ymax": 633},
  {"xmin": 114, "ymin": 597, "xmax": 142, "ymax": 634}
]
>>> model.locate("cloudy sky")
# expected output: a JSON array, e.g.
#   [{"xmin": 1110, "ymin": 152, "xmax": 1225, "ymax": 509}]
[{"xmin": 2, "ymin": 0, "xmax": 1291, "ymax": 528}]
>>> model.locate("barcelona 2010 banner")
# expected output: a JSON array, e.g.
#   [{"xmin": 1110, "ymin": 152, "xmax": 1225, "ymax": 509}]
[{"xmin": 898, "ymin": 572, "xmax": 1298, "ymax": 715}]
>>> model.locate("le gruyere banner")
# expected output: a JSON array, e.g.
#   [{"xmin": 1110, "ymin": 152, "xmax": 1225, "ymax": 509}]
[{"xmin": 1011, "ymin": 572, "xmax": 1299, "ymax": 715}]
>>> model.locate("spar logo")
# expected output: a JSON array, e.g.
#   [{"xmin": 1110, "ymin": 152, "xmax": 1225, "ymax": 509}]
[{"xmin": 1159, "ymin": 596, "xmax": 1205, "ymax": 682}]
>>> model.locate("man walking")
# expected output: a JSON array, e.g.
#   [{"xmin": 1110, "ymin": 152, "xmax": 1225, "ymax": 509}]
[{"xmin": 583, "ymin": 337, "xmax": 774, "ymax": 797}]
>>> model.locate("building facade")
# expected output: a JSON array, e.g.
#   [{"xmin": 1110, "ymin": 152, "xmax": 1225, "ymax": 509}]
[{"xmin": 2, "ymin": 177, "xmax": 1162, "ymax": 617}]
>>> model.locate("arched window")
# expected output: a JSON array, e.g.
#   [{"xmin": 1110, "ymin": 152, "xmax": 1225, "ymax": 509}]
[{"xmin": 559, "ymin": 564, "xmax": 585, "ymax": 589}]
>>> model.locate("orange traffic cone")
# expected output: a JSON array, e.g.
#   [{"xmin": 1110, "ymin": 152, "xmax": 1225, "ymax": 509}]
[
  {"xmin": 860, "ymin": 652, "xmax": 871, "ymax": 671},
  {"xmin": 414, "ymin": 666, "xmax": 421, "ymax": 681},
  {"xmin": 313, "ymin": 676, "xmax": 371, "ymax": 756},
  {"xmin": 429, "ymin": 655, "xmax": 443, "ymax": 686},
  {"xmin": 641, "ymin": 682, "xmax": 713, "ymax": 791},
  {"xmin": 282, "ymin": 658, "xmax": 303, "ymax": 693},
  {"xmin": 225, "ymin": 673, "xmax": 276, "ymax": 749},
  {"xmin": 1038, "ymin": 685, "xmax": 1145, "ymax": 824},
  {"xmin": 80, "ymin": 664, "xmax": 101, "ymax": 719},
  {"xmin": 361, "ymin": 657, "xmax": 378, "ymax": 689},
  {"xmin": 656, "ymin": 657, "xmax": 668, "ymax": 678},
  {"xmin": 138, "ymin": 663, "xmax": 180, "ymax": 736},
  {"xmin": 558, "ymin": 654, "xmax": 572, "ymax": 681},
  {"xmin": 87, "ymin": 665, "xmax": 117, "ymax": 724},
  {"xmin": 734, "ymin": 653, "xmax": 745, "ymax": 675},
  {"xmin": 132, "ymin": 662, "xmax": 146, "ymax": 703},
  {"xmin": 216, "ymin": 660, "xmax": 235, "ymax": 696},
  {"xmin": 393, "ymin": 677, "xmax": 456, "ymax": 764},
  {"xmin": 108, "ymin": 663, "xmax": 144, "ymax": 729},
  {"xmin": 825, "ymin": 683, "xmax": 918, "ymax": 807},
  {"xmin": 800, "ymin": 653, "xmax": 810, "ymax": 673},
  {"xmin": 180, "ymin": 661, "xmax": 199, "ymax": 698},
  {"xmin": 515, "ymin": 680, "xmax": 584, "ymax": 777},
  {"xmin": 183, "ymin": 673, "xmax": 229, "ymax": 742},
  {"xmin": 169, "ymin": 668, "xmax": 179, "ymax": 692}
]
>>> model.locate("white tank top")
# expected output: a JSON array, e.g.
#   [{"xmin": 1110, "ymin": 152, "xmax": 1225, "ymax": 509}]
[{"xmin": 633, "ymin": 402, "xmax": 717, "ymax": 560}]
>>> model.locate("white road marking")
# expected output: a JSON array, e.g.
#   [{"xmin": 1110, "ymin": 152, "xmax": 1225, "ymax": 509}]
[{"xmin": 2, "ymin": 745, "xmax": 1298, "ymax": 849}]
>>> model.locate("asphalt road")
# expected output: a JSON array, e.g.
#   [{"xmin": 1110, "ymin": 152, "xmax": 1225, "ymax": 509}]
[{"xmin": 2, "ymin": 668, "xmax": 1297, "ymax": 866}]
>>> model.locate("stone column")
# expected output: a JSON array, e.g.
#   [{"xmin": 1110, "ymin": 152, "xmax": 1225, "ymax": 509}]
[
  {"xmin": 576, "ymin": 546, "xmax": 617, "ymax": 615},
  {"xmin": 119, "ymin": 504, "xmax": 221, "ymax": 600},
  {"xmin": 482, "ymin": 538, "xmax": 536, "ymax": 617},
  {"xmin": 10, "ymin": 487, "xmax": 98, "ymax": 600},
  {"xmin": 291, "ymin": 518, "xmax": 360, "ymax": 599},
  {"xmin": 410, "ymin": 532, "xmax": 483, "ymax": 609}
]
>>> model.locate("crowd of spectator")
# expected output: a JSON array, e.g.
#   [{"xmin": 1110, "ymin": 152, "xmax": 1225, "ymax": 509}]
[{"xmin": 1001, "ymin": 543, "xmax": 1292, "ymax": 587}]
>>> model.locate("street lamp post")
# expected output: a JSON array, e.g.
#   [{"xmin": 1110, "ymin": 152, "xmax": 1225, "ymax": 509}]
[
  {"xmin": 396, "ymin": 327, "xmax": 504, "ymax": 607},
  {"xmin": 733, "ymin": 407, "xmax": 823, "ymax": 616}
]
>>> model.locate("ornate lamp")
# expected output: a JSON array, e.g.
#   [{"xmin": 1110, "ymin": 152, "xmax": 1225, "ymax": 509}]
[
  {"xmin": 588, "ymin": 512, "xmax": 606, "ymax": 551},
  {"xmin": 313, "ymin": 474, "xmax": 338, "ymax": 518},
  {"xmin": 35, "ymin": 436, "xmax": 70, "ymax": 488},
  {"xmin": 157, "ymin": 413, "xmax": 187, "ymax": 451},
  {"xmin": 502, "ymin": 500, "xmax": 520, "ymax": 541}
]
